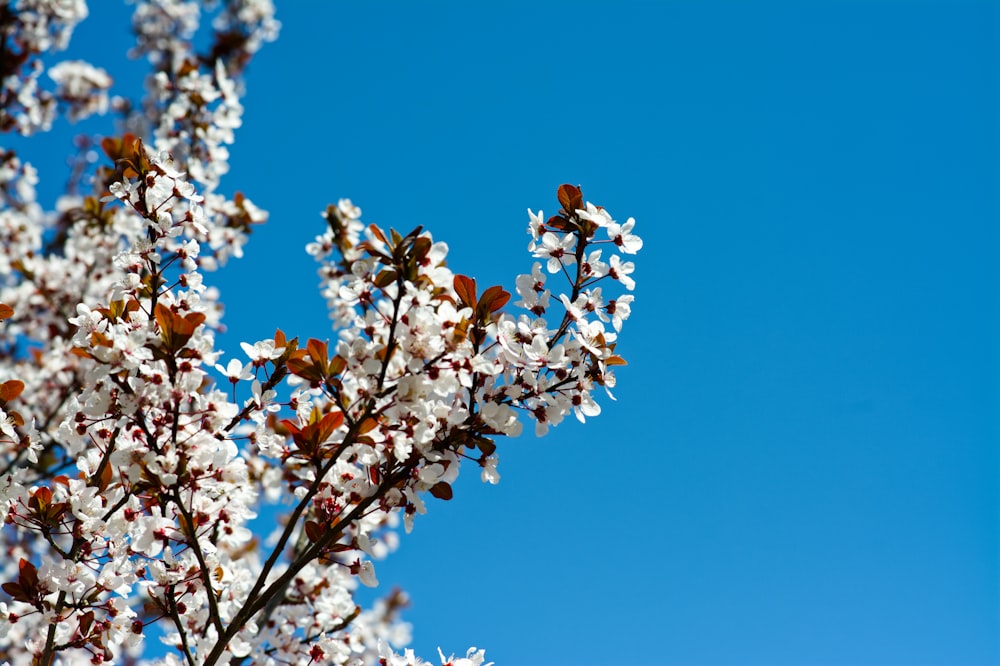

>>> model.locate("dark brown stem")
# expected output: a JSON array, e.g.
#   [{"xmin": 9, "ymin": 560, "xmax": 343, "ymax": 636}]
[
  {"xmin": 374, "ymin": 279, "xmax": 406, "ymax": 394},
  {"xmin": 39, "ymin": 590, "xmax": 69, "ymax": 665},
  {"xmin": 222, "ymin": 364, "xmax": 288, "ymax": 433},
  {"xmin": 170, "ymin": 487, "xmax": 225, "ymax": 637},
  {"xmin": 548, "ymin": 224, "xmax": 590, "ymax": 349},
  {"xmin": 165, "ymin": 585, "xmax": 198, "ymax": 666},
  {"xmin": 200, "ymin": 464, "xmax": 413, "ymax": 666}
]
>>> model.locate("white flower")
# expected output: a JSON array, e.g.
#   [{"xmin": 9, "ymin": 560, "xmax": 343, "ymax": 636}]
[
  {"xmin": 531, "ymin": 231, "xmax": 576, "ymax": 273},
  {"xmin": 577, "ymin": 202, "xmax": 613, "ymax": 228},
  {"xmin": 607, "ymin": 295, "xmax": 634, "ymax": 332},
  {"xmin": 608, "ymin": 254, "xmax": 636, "ymax": 290},
  {"xmin": 47, "ymin": 60, "xmax": 112, "ymax": 122},
  {"xmin": 480, "ymin": 455, "xmax": 500, "ymax": 484},
  {"xmin": 572, "ymin": 390, "xmax": 601, "ymax": 423},
  {"xmin": 249, "ymin": 380, "xmax": 280, "ymax": 415},
  {"xmin": 437, "ymin": 647, "xmax": 494, "ymax": 666},
  {"xmin": 515, "ymin": 262, "xmax": 550, "ymax": 313},
  {"xmin": 337, "ymin": 198, "xmax": 361, "ymax": 220},
  {"xmin": 131, "ymin": 515, "xmax": 175, "ymax": 557},
  {"xmin": 580, "ymin": 248, "xmax": 608, "ymax": 280},
  {"xmin": 395, "ymin": 374, "xmax": 428, "ymax": 403},
  {"xmin": 241, "ymin": 339, "xmax": 284, "ymax": 365},
  {"xmin": 214, "ymin": 357, "xmax": 253, "ymax": 383},
  {"xmin": 358, "ymin": 560, "xmax": 378, "ymax": 587},
  {"xmin": 527, "ymin": 208, "xmax": 545, "ymax": 241},
  {"xmin": 607, "ymin": 216, "xmax": 643, "ymax": 254},
  {"xmin": 0, "ymin": 409, "xmax": 16, "ymax": 440}
]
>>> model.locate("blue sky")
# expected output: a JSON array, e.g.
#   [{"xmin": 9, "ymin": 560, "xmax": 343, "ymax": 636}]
[{"xmin": 16, "ymin": 1, "xmax": 999, "ymax": 664}]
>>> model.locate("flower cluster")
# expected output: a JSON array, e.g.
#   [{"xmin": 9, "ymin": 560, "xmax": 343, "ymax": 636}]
[
  {"xmin": 0, "ymin": 0, "xmax": 91, "ymax": 133},
  {"xmin": 0, "ymin": 2, "xmax": 640, "ymax": 665}
]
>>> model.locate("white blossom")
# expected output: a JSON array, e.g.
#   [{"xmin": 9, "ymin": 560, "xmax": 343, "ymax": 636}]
[{"xmin": 0, "ymin": 4, "xmax": 640, "ymax": 664}]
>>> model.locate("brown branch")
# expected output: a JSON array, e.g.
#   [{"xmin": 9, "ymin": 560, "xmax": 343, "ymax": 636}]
[
  {"xmin": 170, "ymin": 487, "xmax": 225, "ymax": 638},
  {"xmin": 200, "ymin": 462, "xmax": 414, "ymax": 666}
]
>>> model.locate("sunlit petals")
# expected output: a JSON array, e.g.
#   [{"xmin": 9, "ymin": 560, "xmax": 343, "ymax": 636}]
[
  {"xmin": 532, "ymin": 231, "xmax": 576, "ymax": 274},
  {"xmin": 607, "ymin": 216, "xmax": 643, "ymax": 254},
  {"xmin": 527, "ymin": 208, "xmax": 545, "ymax": 241},
  {"xmin": 214, "ymin": 358, "xmax": 253, "ymax": 383},
  {"xmin": 576, "ymin": 202, "xmax": 613, "ymax": 228},
  {"xmin": 608, "ymin": 253, "xmax": 636, "ymax": 290}
]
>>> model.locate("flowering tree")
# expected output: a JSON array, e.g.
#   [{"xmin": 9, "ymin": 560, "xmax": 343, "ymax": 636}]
[{"xmin": 0, "ymin": 1, "xmax": 641, "ymax": 665}]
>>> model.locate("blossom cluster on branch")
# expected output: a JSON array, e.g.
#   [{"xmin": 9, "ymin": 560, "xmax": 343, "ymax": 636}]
[{"xmin": 0, "ymin": 1, "xmax": 641, "ymax": 665}]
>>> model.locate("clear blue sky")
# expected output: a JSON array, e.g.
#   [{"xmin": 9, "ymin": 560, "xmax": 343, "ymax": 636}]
[{"xmin": 17, "ymin": 1, "xmax": 1000, "ymax": 664}]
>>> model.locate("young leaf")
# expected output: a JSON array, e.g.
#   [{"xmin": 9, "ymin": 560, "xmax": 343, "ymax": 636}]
[
  {"xmin": 476, "ymin": 285, "xmax": 511, "ymax": 319},
  {"xmin": 454, "ymin": 274, "xmax": 477, "ymax": 309},
  {"xmin": 557, "ymin": 183, "xmax": 583, "ymax": 213},
  {"xmin": 429, "ymin": 481, "xmax": 453, "ymax": 501},
  {"xmin": 0, "ymin": 380, "xmax": 24, "ymax": 404}
]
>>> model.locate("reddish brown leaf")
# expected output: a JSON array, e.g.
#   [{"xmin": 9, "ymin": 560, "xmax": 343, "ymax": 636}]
[
  {"xmin": 285, "ymin": 359, "xmax": 318, "ymax": 381},
  {"xmin": 451, "ymin": 318, "xmax": 470, "ymax": 345},
  {"xmin": 369, "ymin": 224, "xmax": 388, "ymax": 245},
  {"xmin": 79, "ymin": 610, "xmax": 95, "ymax": 635},
  {"xmin": 100, "ymin": 299, "xmax": 140, "ymax": 323},
  {"xmin": 357, "ymin": 416, "xmax": 379, "ymax": 435},
  {"xmin": 453, "ymin": 275, "xmax": 477, "ymax": 309},
  {"xmin": 280, "ymin": 419, "xmax": 301, "ymax": 437},
  {"xmin": 312, "ymin": 410, "xmax": 344, "ymax": 444},
  {"xmin": 476, "ymin": 437, "xmax": 497, "ymax": 456},
  {"xmin": 328, "ymin": 355, "xmax": 346, "ymax": 376},
  {"xmin": 286, "ymin": 350, "xmax": 324, "ymax": 383},
  {"xmin": 2, "ymin": 561, "xmax": 40, "ymax": 605},
  {"xmin": 100, "ymin": 133, "xmax": 140, "ymax": 166},
  {"xmin": 478, "ymin": 285, "xmax": 511, "ymax": 316},
  {"xmin": 557, "ymin": 184, "xmax": 583, "ymax": 213},
  {"xmin": 1, "ymin": 581, "xmax": 29, "ymax": 603},
  {"xmin": 154, "ymin": 304, "xmax": 206, "ymax": 353},
  {"xmin": 30, "ymin": 486, "xmax": 52, "ymax": 510},
  {"xmin": 0, "ymin": 380, "xmax": 24, "ymax": 403},
  {"xmin": 547, "ymin": 214, "xmax": 572, "ymax": 231},
  {"xmin": 374, "ymin": 269, "xmax": 398, "ymax": 288},
  {"xmin": 18, "ymin": 558, "xmax": 38, "ymax": 589},
  {"xmin": 410, "ymin": 236, "xmax": 431, "ymax": 262},
  {"xmin": 306, "ymin": 338, "xmax": 328, "ymax": 367},
  {"xmin": 429, "ymin": 481, "xmax": 453, "ymax": 501},
  {"xmin": 99, "ymin": 136, "xmax": 120, "ymax": 160},
  {"xmin": 98, "ymin": 461, "xmax": 114, "ymax": 491},
  {"xmin": 0, "ymin": 304, "xmax": 13, "ymax": 320},
  {"xmin": 90, "ymin": 331, "xmax": 113, "ymax": 348}
]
